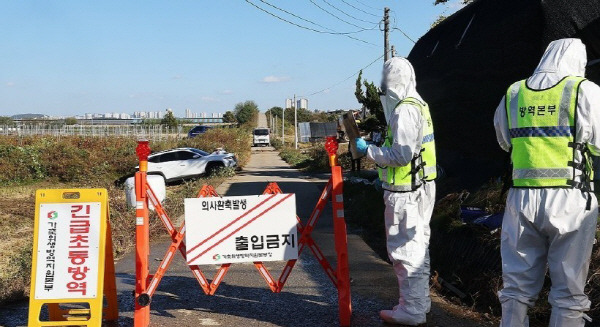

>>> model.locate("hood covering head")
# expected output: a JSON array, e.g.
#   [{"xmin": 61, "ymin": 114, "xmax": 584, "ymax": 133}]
[
  {"xmin": 380, "ymin": 57, "xmax": 422, "ymax": 124},
  {"xmin": 532, "ymin": 38, "xmax": 587, "ymax": 79}
]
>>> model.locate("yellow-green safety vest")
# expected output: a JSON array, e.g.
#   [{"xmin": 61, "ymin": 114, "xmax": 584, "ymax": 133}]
[
  {"xmin": 506, "ymin": 76, "xmax": 593, "ymax": 188},
  {"xmin": 378, "ymin": 97, "xmax": 437, "ymax": 192}
]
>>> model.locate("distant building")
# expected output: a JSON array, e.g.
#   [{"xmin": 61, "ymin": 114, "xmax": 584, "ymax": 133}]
[
  {"xmin": 285, "ymin": 99, "xmax": 293, "ymax": 109},
  {"xmin": 297, "ymin": 98, "xmax": 308, "ymax": 110}
]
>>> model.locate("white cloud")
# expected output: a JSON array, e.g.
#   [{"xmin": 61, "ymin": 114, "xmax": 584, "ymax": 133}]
[
  {"xmin": 220, "ymin": 89, "xmax": 234, "ymax": 95},
  {"xmin": 261, "ymin": 75, "xmax": 290, "ymax": 83},
  {"xmin": 6, "ymin": 82, "xmax": 15, "ymax": 87},
  {"xmin": 172, "ymin": 75, "xmax": 183, "ymax": 80}
]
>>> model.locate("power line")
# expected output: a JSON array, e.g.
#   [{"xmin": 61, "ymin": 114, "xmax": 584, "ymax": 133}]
[
  {"xmin": 301, "ymin": 52, "xmax": 387, "ymax": 97},
  {"xmin": 256, "ymin": 0, "xmax": 333, "ymax": 32},
  {"xmin": 308, "ymin": 0, "xmax": 366, "ymax": 29},
  {"xmin": 386, "ymin": 10, "xmax": 416, "ymax": 44},
  {"xmin": 352, "ymin": 0, "xmax": 379, "ymax": 11},
  {"xmin": 256, "ymin": 0, "xmax": 377, "ymax": 34},
  {"xmin": 244, "ymin": 0, "xmax": 378, "ymax": 46},
  {"xmin": 392, "ymin": 27, "xmax": 416, "ymax": 44},
  {"xmin": 320, "ymin": 0, "xmax": 380, "ymax": 25},
  {"xmin": 339, "ymin": 0, "xmax": 380, "ymax": 17}
]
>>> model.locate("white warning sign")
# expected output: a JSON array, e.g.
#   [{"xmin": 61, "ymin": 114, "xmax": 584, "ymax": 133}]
[
  {"xmin": 184, "ymin": 194, "xmax": 298, "ymax": 265},
  {"xmin": 34, "ymin": 202, "xmax": 102, "ymax": 299}
]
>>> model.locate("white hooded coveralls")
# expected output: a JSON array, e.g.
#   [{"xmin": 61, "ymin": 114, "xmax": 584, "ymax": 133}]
[
  {"xmin": 366, "ymin": 57, "xmax": 436, "ymax": 322},
  {"xmin": 494, "ymin": 38, "xmax": 600, "ymax": 327}
]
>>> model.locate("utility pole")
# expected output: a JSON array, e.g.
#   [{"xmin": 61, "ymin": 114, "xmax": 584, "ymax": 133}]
[
  {"xmin": 282, "ymin": 106, "xmax": 285, "ymax": 145},
  {"xmin": 294, "ymin": 94, "xmax": 298, "ymax": 149},
  {"xmin": 391, "ymin": 45, "xmax": 396, "ymax": 58},
  {"xmin": 384, "ymin": 7, "xmax": 390, "ymax": 62}
]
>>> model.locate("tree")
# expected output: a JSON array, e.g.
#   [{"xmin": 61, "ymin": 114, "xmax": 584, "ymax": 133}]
[
  {"xmin": 64, "ymin": 117, "xmax": 78, "ymax": 125},
  {"xmin": 234, "ymin": 100, "xmax": 259, "ymax": 124},
  {"xmin": 222, "ymin": 111, "xmax": 237, "ymax": 123},
  {"xmin": 0, "ymin": 116, "xmax": 15, "ymax": 126},
  {"xmin": 266, "ymin": 106, "xmax": 283, "ymax": 118},
  {"xmin": 284, "ymin": 107, "xmax": 314, "ymax": 124},
  {"xmin": 141, "ymin": 118, "xmax": 161, "ymax": 126},
  {"xmin": 355, "ymin": 70, "xmax": 385, "ymax": 131},
  {"xmin": 161, "ymin": 111, "xmax": 178, "ymax": 128},
  {"xmin": 431, "ymin": 15, "xmax": 448, "ymax": 29}
]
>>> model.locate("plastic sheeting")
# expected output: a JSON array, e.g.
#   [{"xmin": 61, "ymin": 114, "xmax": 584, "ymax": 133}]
[{"xmin": 460, "ymin": 206, "xmax": 503, "ymax": 230}]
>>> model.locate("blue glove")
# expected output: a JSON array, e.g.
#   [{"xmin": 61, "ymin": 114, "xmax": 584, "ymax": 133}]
[{"xmin": 355, "ymin": 138, "xmax": 368, "ymax": 155}]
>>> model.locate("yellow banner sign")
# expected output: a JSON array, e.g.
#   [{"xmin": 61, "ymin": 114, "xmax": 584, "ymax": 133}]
[{"xmin": 28, "ymin": 189, "xmax": 117, "ymax": 327}]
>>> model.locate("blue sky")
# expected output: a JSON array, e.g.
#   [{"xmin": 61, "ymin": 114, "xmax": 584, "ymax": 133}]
[{"xmin": 0, "ymin": 1, "xmax": 464, "ymax": 117}]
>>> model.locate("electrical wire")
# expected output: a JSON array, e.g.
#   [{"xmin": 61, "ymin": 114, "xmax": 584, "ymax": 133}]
[
  {"xmin": 245, "ymin": 0, "xmax": 378, "ymax": 46},
  {"xmin": 320, "ymin": 0, "xmax": 380, "ymax": 25},
  {"xmin": 339, "ymin": 0, "xmax": 380, "ymax": 17},
  {"xmin": 352, "ymin": 0, "xmax": 380, "ymax": 11},
  {"xmin": 256, "ymin": 0, "xmax": 333, "ymax": 32},
  {"xmin": 388, "ymin": 10, "xmax": 417, "ymax": 44},
  {"xmin": 256, "ymin": 0, "xmax": 377, "ymax": 34},
  {"xmin": 301, "ymin": 52, "xmax": 387, "ymax": 97},
  {"xmin": 307, "ymin": 0, "xmax": 366, "ymax": 29},
  {"xmin": 392, "ymin": 27, "xmax": 416, "ymax": 44}
]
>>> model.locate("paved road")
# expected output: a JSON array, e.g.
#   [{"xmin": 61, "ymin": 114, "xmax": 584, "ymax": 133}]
[
  {"xmin": 257, "ymin": 113, "xmax": 268, "ymax": 128},
  {"xmin": 0, "ymin": 114, "xmax": 490, "ymax": 326}
]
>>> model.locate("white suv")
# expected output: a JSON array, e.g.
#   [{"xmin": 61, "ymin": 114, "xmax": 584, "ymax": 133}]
[{"xmin": 145, "ymin": 148, "xmax": 237, "ymax": 182}]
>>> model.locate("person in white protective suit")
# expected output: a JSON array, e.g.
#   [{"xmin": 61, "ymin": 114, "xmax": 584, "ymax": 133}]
[
  {"xmin": 494, "ymin": 38, "xmax": 600, "ymax": 327},
  {"xmin": 355, "ymin": 57, "xmax": 437, "ymax": 325}
]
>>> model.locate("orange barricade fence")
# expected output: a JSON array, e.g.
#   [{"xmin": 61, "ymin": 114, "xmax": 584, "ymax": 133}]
[{"xmin": 133, "ymin": 136, "xmax": 351, "ymax": 326}]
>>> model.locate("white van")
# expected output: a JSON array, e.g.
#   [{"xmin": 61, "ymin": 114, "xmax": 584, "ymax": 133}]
[{"xmin": 253, "ymin": 128, "xmax": 270, "ymax": 147}]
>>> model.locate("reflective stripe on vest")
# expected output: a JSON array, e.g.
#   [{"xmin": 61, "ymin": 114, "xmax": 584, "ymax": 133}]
[
  {"xmin": 377, "ymin": 98, "xmax": 437, "ymax": 191},
  {"xmin": 506, "ymin": 76, "xmax": 586, "ymax": 187},
  {"xmin": 406, "ymin": 98, "xmax": 437, "ymax": 182}
]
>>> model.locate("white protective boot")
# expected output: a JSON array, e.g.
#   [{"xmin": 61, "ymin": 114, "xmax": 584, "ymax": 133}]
[
  {"xmin": 380, "ymin": 306, "xmax": 426, "ymax": 326},
  {"xmin": 549, "ymin": 307, "xmax": 590, "ymax": 327},
  {"xmin": 499, "ymin": 298, "xmax": 529, "ymax": 327}
]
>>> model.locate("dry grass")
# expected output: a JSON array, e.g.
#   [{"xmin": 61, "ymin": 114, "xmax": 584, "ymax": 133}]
[
  {"xmin": 275, "ymin": 141, "xmax": 377, "ymax": 172},
  {"xmin": 0, "ymin": 128, "xmax": 251, "ymax": 304}
]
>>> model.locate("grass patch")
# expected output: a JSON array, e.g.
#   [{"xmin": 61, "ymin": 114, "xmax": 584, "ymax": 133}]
[
  {"xmin": 277, "ymin": 141, "xmax": 378, "ymax": 173},
  {"xmin": 0, "ymin": 128, "xmax": 251, "ymax": 304}
]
